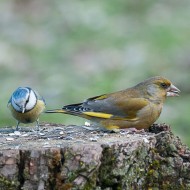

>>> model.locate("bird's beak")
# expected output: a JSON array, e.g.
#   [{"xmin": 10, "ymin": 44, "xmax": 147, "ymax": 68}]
[
  {"xmin": 167, "ymin": 84, "xmax": 180, "ymax": 97},
  {"xmin": 22, "ymin": 107, "xmax": 26, "ymax": 113}
]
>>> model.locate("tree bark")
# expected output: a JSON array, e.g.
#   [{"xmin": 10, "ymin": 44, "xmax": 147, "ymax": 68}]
[{"xmin": 0, "ymin": 123, "xmax": 190, "ymax": 190}]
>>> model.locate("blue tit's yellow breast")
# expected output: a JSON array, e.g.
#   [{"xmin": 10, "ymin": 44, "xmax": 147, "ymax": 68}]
[{"xmin": 8, "ymin": 100, "xmax": 45, "ymax": 124}]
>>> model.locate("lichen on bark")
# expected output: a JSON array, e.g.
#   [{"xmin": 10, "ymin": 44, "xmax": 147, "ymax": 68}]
[{"xmin": 0, "ymin": 123, "xmax": 190, "ymax": 189}]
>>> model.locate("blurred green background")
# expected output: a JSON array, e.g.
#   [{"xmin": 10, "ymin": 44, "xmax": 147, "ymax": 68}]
[{"xmin": 0, "ymin": 0, "xmax": 190, "ymax": 145}]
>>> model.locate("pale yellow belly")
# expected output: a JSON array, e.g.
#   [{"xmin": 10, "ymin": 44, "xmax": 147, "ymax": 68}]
[{"xmin": 8, "ymin": 100, "xmax": 45, "ymax": 124}]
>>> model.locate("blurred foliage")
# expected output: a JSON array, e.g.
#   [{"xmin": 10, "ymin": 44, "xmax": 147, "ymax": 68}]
[{"xmin": 0, "ymin": 0, "xmax": 190, "ymax": 145}]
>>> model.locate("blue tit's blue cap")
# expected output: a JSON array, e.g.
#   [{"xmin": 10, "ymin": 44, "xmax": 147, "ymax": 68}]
[{"xmin": 13, "ymin": 87, "xmax": 30, "ymax": 99}]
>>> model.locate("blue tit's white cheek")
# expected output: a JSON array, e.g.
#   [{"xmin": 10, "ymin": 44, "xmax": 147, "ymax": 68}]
[
  {"xmin": 12, "ymin": 97, "xmax": 29, "ymax": 112},
  {"xmin": 11, "ymin": 98, "xmax": 22, "ymax": 112},
  {"xmin": 25, "ymin": 90, "xmax": 37, "ymax": 111},
  {"xmin": 11, "ymin": 87, "xmax": 31, "ymax": 112}
]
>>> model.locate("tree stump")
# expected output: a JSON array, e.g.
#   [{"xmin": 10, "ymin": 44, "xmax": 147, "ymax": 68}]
[{"xmin": 0, "ymin": 123, "xmax": 190, "ymax": 190}]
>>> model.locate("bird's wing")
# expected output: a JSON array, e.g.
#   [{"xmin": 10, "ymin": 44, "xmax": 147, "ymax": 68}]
[
  {"xmin": 34, "ymin": 90, "xmax": 46, "ymax": 105},
  {"xmin": 7, "ymin": 97, "xmax": 12, "ymax": 107},
  {"xmin": 63, "ymin": 94, "xmax": 149, "ymax": 121}
]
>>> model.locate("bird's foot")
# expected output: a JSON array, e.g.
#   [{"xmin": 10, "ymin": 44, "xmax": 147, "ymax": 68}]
[{"xmin": 15, "ymin": 126, "xmax": 21, "ymax": 131}]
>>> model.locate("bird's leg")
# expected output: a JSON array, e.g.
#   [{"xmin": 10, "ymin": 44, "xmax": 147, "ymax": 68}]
[
  {"xmin": 36, "ymin": 119, "xmax": 40, "ymax": 131},
  {"xmin": 16, "ymin": 121, "xmax": 20, "ymax": 131}
]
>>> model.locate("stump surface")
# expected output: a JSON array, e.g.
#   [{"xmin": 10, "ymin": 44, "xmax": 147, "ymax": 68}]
[{"xmin": 0, "ymin": 123, "xmax": 190, "ymax": 190}]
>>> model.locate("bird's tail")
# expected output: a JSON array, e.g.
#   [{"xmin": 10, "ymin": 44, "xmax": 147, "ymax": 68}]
[
  {"xmin": 45, "ymin": 103, "xmax": 84, "ymax": 116},
  {"xmin": 45, "ymin": 109, "xmax": 66, "ymax": 114}
]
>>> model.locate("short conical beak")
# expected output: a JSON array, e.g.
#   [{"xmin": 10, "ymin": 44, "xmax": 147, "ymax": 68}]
[
  {"xmin": 22, "ymin": 107, "xmax": 26, "ymax": 113},
  {"xmin": 167, "ymin": 84, "xmax": 180, "ymax": 97}
]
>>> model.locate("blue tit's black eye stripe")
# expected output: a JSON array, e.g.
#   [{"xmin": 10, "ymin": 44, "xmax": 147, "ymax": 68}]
[
  {"xmin": 15, "ymin": 102, "xmax": 20, "ymax": 108},
  {"xmin": 25, "ymin": 92, "xmax": 30, "ymax": 107},
  {"xmin": 22, "ymin": 87, "xmax": 31, "ymax": 108}
]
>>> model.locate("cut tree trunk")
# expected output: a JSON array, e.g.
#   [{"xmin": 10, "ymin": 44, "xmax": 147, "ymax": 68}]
[{"xmin": 0, "ymin": 123, "xmax": 190, "ymax": 190}]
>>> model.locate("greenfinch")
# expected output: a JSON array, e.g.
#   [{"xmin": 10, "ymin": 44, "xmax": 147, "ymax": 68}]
[{"xmin": 46, "ymin": 76, "xmax": 180, "ymax": 130}]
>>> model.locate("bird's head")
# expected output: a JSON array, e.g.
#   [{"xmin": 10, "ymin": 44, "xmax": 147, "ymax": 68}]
[
  {"xmin": 10, "ymin": 87, "xmax": 37, "ymax": 113},
  {"xmin": 138, "ymin": 76, "xmax": 180, "ymax": 102}
]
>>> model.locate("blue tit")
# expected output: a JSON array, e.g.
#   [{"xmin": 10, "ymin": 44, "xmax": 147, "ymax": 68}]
[{"xmin": 7, "ymin": 87, "xmax": 46, "ymax": 131}]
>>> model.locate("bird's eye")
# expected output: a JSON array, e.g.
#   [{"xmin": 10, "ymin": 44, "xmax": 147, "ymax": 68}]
[{"xmin": 160, "ymin": 83, "xmax": 168, "ymax": 89}]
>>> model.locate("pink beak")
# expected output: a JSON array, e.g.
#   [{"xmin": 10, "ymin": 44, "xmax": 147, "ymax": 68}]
[{"xmin": 167, "ymin": 84, "xmax": 180, "ymax": 97}]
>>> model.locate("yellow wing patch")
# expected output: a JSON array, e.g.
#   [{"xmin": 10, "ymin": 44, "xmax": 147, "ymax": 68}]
[
  {"xmin": 84, "ymin": 111, "xmax": 139, "ymax": 121},
  {"xmin": 84, "ymin": 112, "xmax": 113, "ymax": 119},
  {"xmin": 94, "ymin": 95, "xmax": 107, "ymax": 100}
]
